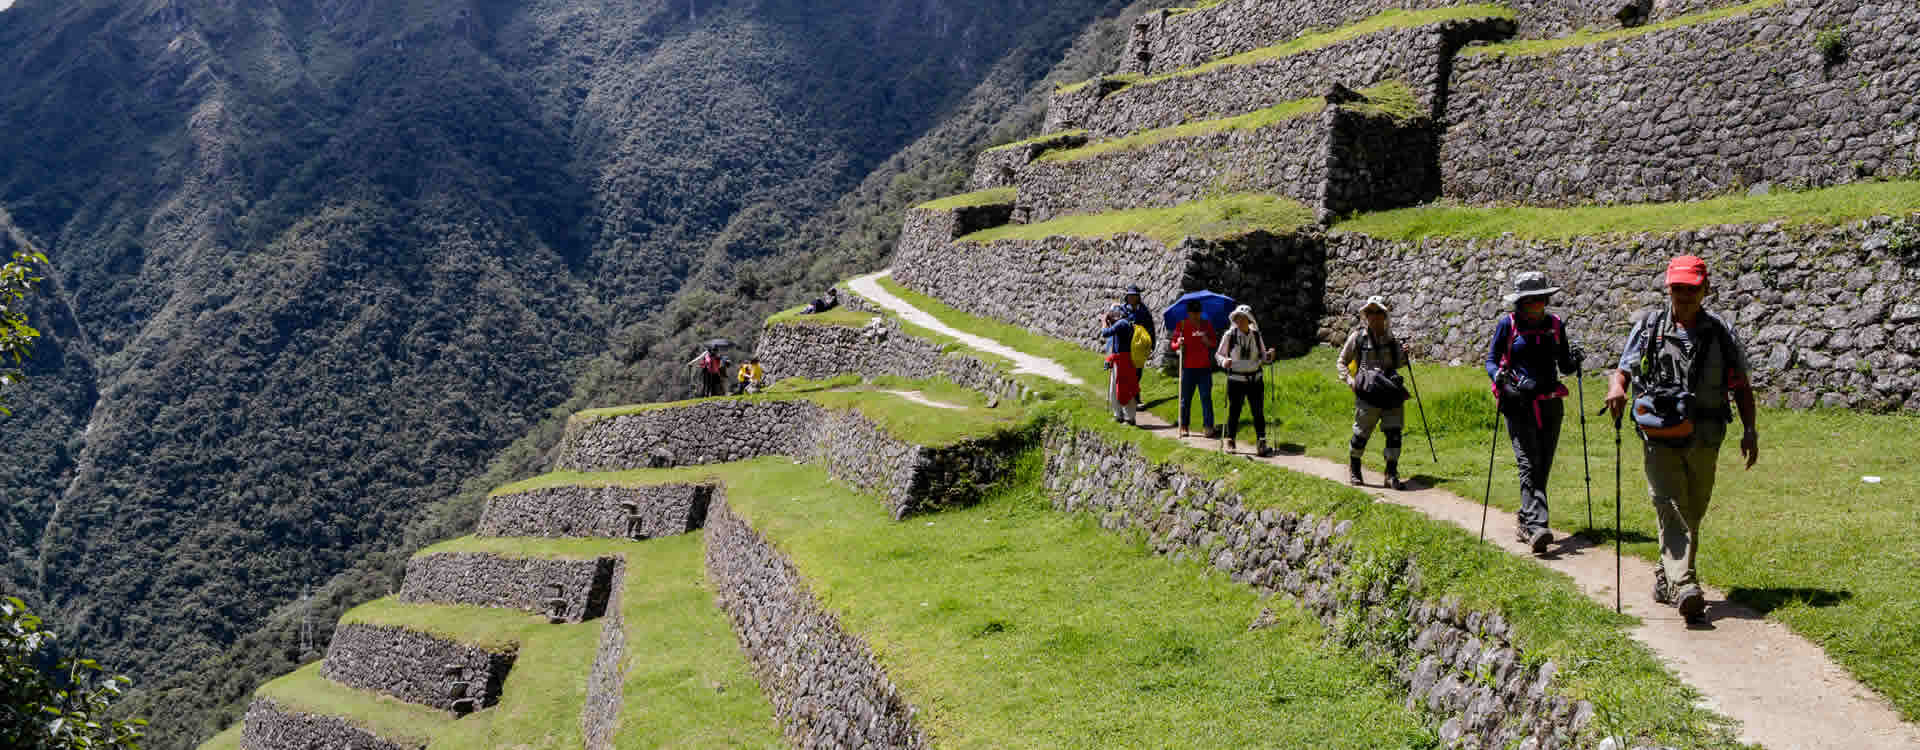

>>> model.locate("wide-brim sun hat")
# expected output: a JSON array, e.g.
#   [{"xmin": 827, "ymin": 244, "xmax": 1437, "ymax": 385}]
[
  {"xmin": 1360, "ymin": 295, "xmax": 1389, "ymax": 314},
  {"xmin": 1229, "ymin": 304, "xmax": 1254, "ymax": 322},
  {"xmin": 1502, "ymin": 271, "xmax": 1561, "ymax": 305}
]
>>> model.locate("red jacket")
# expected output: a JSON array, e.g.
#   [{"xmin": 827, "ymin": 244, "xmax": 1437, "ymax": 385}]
[{"xmin": 1170, "ymin": 319, "xmax": 1218, "ymax": 369}]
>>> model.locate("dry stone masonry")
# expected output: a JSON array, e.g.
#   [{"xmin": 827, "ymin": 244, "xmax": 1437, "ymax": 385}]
[
  {"xmin": 969, "ymin": 133, "xmax": 1089, "ymax": 190},
  {"xmin": 241, "ymin": 699, "xmax": 420, "ymax": 750},
  {"xmin": 582, "ymin": 560, "xmax": 628, "ymax": 750},
  {"xmin": 398, "ymin": 553, "xmax": 618, "ymax": 623},
  {"xmin": 705, "ymin": 494, "xmax": 930, "ymax": 750},
  {"xmin": 319, "ymin": 623, "xmax": 516, "ymax": 714},
  {"xmin": 756, "ymin": 315, "xmax": 1025, "ymax": 401},
  {"xmin": 478, "ymin": 483, "xmax": 713, "ymax": 539}
]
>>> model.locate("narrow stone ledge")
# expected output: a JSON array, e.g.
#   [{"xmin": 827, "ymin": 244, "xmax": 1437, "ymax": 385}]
[
  {"xmin": 319, "ymin": 623, "xmax": 516, "ymax": 714},
  {"xmin": 582, "ymin": 558, "xmax": 628, "ymax": 750},
  {"xmin": 479, "ymin": 483, "xmax": 714, "ymax": 539},
  {"xmin": 705, "ymin": 493, "xmax": 929, "ymax": 750},
  {"xmin": 1040, "ymin": 423, "xmax": 1597, "ymax": 748},
  {"xmin": 398, "ymin": 552, "xmax": 618, "ymax": 623},
  {"xmin": 755, "ymin": 316, "xmax": 1024, "ymax": 402},
  {"xmin": 241, "ymin": 697, "xmax": 422, "ymax": 750},
  {"xmin": 971, "ymin": 133, "xmax": 1089, "ymax": 190}
]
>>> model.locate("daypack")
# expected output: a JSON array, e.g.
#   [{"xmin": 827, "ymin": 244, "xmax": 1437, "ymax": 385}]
[
  {"xmin": 1130, "ymin": 325, "xmax": 1153, "ymax": 369},
  {"xmin": 1630, "ymin": 309, "xmax": 1735, "ymax": 442},
  {"xmin": 1221, "ymin": 327, "xmax": 1266, "ymax": 379},
  {"xmin": 1355, "ymin": 368, "xmax": 1410, "ymax": 409},
  {"xmin": 700, "ymin": 354, "xmax": 724, "ymax": 375},
  {"xmin": 1491, "ymin": 313, "xmax": 1568, "ymax": 400}
]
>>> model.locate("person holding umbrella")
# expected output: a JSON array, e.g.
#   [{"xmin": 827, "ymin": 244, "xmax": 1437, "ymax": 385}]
[
  {"xmin": 1484, "ymin": 273, "xmax": 1584, "ymax": 555},
  {"xmin": 1338, "ymin": 296, "xmax": 1411, "ymax": 489},
  {"xmin": 1169, "ymin": 298, "xmax": 1220, "ymax": 438},
  {"xmin": 1099, "ymin": 304, "xmax": 1140, "ymax": 425},
  {"xmin": 1215, "ymin": 304, "xmax": 1275, "ymax": 457}
]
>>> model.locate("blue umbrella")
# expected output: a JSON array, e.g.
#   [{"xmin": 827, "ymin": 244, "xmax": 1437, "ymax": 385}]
[{"xmin": 1162, "ymin": 290, "xmax": 1236, "ymax": 334}]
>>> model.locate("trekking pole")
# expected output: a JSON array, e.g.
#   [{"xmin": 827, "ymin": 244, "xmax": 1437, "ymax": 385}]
[
  {"xmin": 1405, "ymin": 358, "xmax": 1439, "ymax": 463},
  {"xmin": 1611, "ymin": 405, "xmax": 1623, "ymax": 613},
  {"xmin": 1479, "ymin": 399, "xmax": 1502, "ymax": 542},
  {"xmin": 1576, "ymin": 369, "xmax": 1594, "ymax": 534}
]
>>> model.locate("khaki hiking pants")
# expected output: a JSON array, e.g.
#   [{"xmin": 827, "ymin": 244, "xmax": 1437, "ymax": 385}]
[
  {"xmin": 1350, "ymin": 401, "xmax": 1405, "ymax": 462},
  {"xmin": 1642, "ymin": 418, "xmax": 1727, "ymax": 589}
]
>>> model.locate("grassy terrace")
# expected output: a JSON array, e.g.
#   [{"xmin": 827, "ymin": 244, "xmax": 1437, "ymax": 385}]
[
  {"xmin": 1335, "ymin": 179, "xmax": 1920, "ymax": 240},
  {"xmin": 914, "ymin": 186, "xmax": 1018, "ymax": 211},
  {"xmin": 1038, "ymin": 81, "xmax": 1418, "ymax": 166},
  {"xmin": 983, "ymin": 131, "xmax": 1086, "ymax": 152},
  {"xmin": 197, "ymin": 724, "xmax": 243, "ymax": 750},
  {"xmin": 571, "ymin": 380, "xmax": 1034, "ymax": 448},
  {"xmin": 1054, "ymin": 73, "xmax": 1140, "ymax": 95},
  {"xmin": 958, "ymin": 193, "xmax": 1315, "ymax": 246},
  {"xmin": 763, "ymin": 304, "xmax": 876, "ymax": 326},
  {"xmin": 225, "ymin": 533, "xmax": 780, "ymax": 749},
  {"xmin": 869, "ymin": 276, "xmax": 1746, "ymax": 744},
  {"xmin": 1129, "ymin": 6, "xmax": 1515, "ymax": 90},
  {"xmin": 1465, "ymin": 0, "xmax": 1785, "ymax": 57}
]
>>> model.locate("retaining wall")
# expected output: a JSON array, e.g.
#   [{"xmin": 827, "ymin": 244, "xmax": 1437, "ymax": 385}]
[
  {"xmin": 241, "ymin": 698, "xmax": 420, "ymax": 750},
  {"xmin": 319, "ymin": 624, "xmax": 516, "ymax": 714},
  {"xmin": 1323, "ymin": 214, "xmax": 1920, "ymax": 411},
  {"xmin": 582, "ymin": 559, "xmax": 628, "ymax": 750},
  {"xmin": 1444, "ymin": 0, "xmax": 1920, "ymax": 205},
  {"xmin": 969, "ymin": 133, "xmax": 1088, "ymax": 190},
  {"xmin": 755, "ymin": 317, "xmax": 1024, "ymax": 401},
  {"xmin": 1015, "ymin": 105, "xmax": 1436, "ymax": 224},
  {"xmin": 478, "ymin": 483, "xmax": 713, "ymax": 539},
  {"xmin": 1040, "ymin": 423, "xmax": 1597, "ymax": 749},
  {"xmin": 704, "ymin": 494, "xmax": 929, "ymax": 750},
  {"xmin": 1081, "ymin": 17, "xmax": 1511, "ymax": 137},
  {"xmin": 397, "ymin": 553, "xmax": 618, "ymax": 622}
]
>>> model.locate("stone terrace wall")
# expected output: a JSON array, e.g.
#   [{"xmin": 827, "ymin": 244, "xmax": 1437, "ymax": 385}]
[
  {"xmin": 1044, "ymin": 79, "xmax": 1130, "ymax": 133},
  {"xmin": 969, "ymin": 133, "xmax": 1089, "ymax": 190},
  {"xmin": 756, "ymin": 317, "xmax": 1024, "ymax": 401},
  {"xmin": 478, "ymin": 483, "xmax": 713, "ymax": 539},
  {"xmin": 319, "ymin": 624, "xmax": 516, "ymax": 713},
  {"xmin": 1041, "ymin": 424, "xmax": 1597, "ymax": 749},
  {"xmin": 1086, "ymin": 18, "xmax": 1511, "ymax": 136},
  {"xmin": 1445, "ymin": 0, "xmax": 1920, "ymax": 205},
  {"xmin": 1323, "ymin": 214, "xmax": 1920, "ymax": 411},
  {"xmin": 704, "ymin": 495, "xmax": 929, "ymax": 750},
  {"xmin": 398, "ymin": 553, "xmax": 618, "ymax": 623},
  {"xmin": 241, "ymin": 698, "xmax": 420, "ymax": 750},
  {"xmin": 582, "ymin": 559, "xmax": 628, "ymax": 750}
]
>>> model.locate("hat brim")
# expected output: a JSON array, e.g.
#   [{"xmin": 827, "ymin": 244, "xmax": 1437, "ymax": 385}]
[
  {"xmin": 1503, "ymin": 287, "xmax": 1560, "ymax": 304},
  {"xmin": 1360, "ymin": 302, "xmax": 1388, "ymax": 313}
]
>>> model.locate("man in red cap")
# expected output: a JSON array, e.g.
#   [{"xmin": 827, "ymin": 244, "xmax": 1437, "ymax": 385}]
[{"xmin": 1605, "ymin": 255, "xmax": 1759, "ymax": 626}]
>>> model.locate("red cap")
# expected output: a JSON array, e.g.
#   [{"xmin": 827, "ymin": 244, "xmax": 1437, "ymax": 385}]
[{"xmin": 1666, "ymin": 255, "xmax": 1708, "ymax": 286}]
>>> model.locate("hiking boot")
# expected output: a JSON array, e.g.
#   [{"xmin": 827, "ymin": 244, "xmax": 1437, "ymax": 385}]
[
  {"xmin": 1255, "ymin": 440, "xmax": 1271, "ymax": 458},
  {"xmin": 1204, "ymin": 426, "xmax": 1220, "ymax": 439},
  {"xmin": 1128, "ymin": 416, "xmax": 1138, "ymax": 427},
  {"xmin": 1384, "ymin": 461, "xmax": 1404, "ymax": 491},
  {"xmin": 1179, "ymin": 425, "xmax": 1190, "ymax": 438},
  {"xmin": 1675, "ymin": 585, "xmax": 1708, "ymax": 624},
  {"xmin": 1348, "ymin": 458, "xmax": 1364, "ymax": 486},
  {"xmin": 1652, "ymin": 569, "xmax": 1675, "ymax": 605},
  {"xmin": 1226, "ymin": 439, "xmax": 1237, "ymax": 453},
  {"xmin": 1521, "ymin": 527, "xmax": 1552, "ymax": 555}
]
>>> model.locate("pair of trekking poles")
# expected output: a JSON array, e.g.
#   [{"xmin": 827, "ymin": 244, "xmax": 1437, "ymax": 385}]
[{"xmin": 1473, "ymin": 366, "xmax": 1627, "ymax": 612}]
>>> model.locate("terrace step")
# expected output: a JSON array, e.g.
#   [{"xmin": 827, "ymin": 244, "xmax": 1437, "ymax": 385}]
[
  {"xmin": 755, "ymin": 312, "xmax": 1023, "ymax": 401},
  {"xmin": 241, "ymin": 693, "xmax": 435, "ymax": 750},
  {"xmin": 398, "ymin": 547, "xmax": 620, "ymax": 623},
  {"xmin": 319, "ymin": 617, "xmax": 518, "ymax": 715},
  {"xmin": 479, "ymin": 480, "xmax": 714, "ymax": 539},
  {"xmin": 969, "ymin": 133, "xmax": 1087, "ymax": 191}
]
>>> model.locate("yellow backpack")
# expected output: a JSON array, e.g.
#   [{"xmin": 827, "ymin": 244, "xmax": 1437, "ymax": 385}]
[{"xmin": 1130, "ymin": 325, "xmax": 1152, "ymax": 369}]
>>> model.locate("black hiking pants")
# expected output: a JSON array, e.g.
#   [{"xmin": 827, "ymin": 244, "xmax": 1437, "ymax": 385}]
[
  {"xmin": 1226, "ymin": 375, "xmax": 1266, "ymax": 441},
  {"xmin": 1502, "ymin": 396, "xmax": 1563, "ymax": 533}
]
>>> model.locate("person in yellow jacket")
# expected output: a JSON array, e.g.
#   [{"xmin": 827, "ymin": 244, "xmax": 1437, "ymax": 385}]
[{"xmin": 734, "ymin": 357, "xmax": 765, "ymax": 395}]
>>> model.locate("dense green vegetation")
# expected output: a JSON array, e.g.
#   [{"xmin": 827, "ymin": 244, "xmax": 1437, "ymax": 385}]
[
  {"xmin": 1, "ymin": 596, "xmax": 146, "ymax": 749},
  {"xmin": 960, "ymin": 193, "xmax": 1315, "ymax": 245}
]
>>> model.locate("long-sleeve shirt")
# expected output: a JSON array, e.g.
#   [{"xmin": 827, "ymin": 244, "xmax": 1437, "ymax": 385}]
[
  {"xmin": 1169, "ymin": 319, "xmax": 1218, "ymax": 369},
  {"xmin": 1122, "ymin": 301, "xmax": 1155, "ymax": 340},
  {"xmin": 1215, "ymin": 326, "xmax": 1266, "ymax": 376},
  {"xmin": 1101, "ymin": 319, "xmax": 1134, "ymax": 355},
  {"xmin": 1337, "ymin": 328, "xmax": 1403, "ymax": 383},
  {"xmin": 1484, "ymin": 313, "xmax": 1571, "ymax": 392}
]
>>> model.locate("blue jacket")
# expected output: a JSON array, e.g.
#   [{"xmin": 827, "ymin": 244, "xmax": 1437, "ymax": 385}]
[
  {"xmin": 1121, "ymin": 301, "xmax": 1155, "ymax": 340},
  {"xmin": 1102, "ymin": 319, "xmax": 1134, "ymax": 356},
  {"xmin": 1485, "ymin": 313, "xmax": 1572, "ymax": 390}
]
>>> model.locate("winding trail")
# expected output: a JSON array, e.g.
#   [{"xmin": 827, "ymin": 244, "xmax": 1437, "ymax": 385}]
[{"xmin": 855, "ymin": 268, "xmax": 1920, "ymax": 750}]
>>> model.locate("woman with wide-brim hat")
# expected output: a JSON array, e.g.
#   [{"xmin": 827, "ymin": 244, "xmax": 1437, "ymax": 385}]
[{"xmin": 1484, "ymin": 272, "xmax": 1584, "ymax": 556}]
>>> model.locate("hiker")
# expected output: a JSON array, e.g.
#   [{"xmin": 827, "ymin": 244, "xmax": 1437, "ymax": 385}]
[
  {"xmin": 800, "ymin": 288, "xmax": 840, "ymax": 315},
  {"xmin": 733, "ymin": 357, "xmax": 765, "ymax": 395},
  {"xmin": 1169, "ymin": 299, "xmax": 1219, "ymax": 439},
  {"xmin": 688, "ymin": 347, "xmax": 727, "ymax": 397},
  {"xmin": 1121, "ymin": 285, "xmax": 1156, "ymax": 407},
  {"xmin": 1484, "ymin": 272, "xmax": 1584, "ymax": 555},
  {"xmin": 1338, "ymin": 296, "xmax": 1411, "ymax": 490},
  {"xmin": 1099, "ymin": 304, "xmax": 1140, "ymax": 425},
  {"xmin": 1604, "ymin": 255, "xmax": 1758, "ymax": 626},
  {"xmin": 1215, "ymin": 304, "xmax": 1275, "ymax": 457}
]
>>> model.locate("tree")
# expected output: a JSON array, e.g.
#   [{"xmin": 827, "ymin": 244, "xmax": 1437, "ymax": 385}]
[
  {"xmin": 0, "ymin": 249, "xmax": 48, "ymax": 415},
  {"xmin": 1, "ymin": 596, "xmax": 146, "ymax": 749}
]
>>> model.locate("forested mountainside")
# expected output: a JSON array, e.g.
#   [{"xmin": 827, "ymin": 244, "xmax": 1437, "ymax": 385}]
[{"xmin": 0, "ymin": 0, "xmax": 1150, "ymax": 744}]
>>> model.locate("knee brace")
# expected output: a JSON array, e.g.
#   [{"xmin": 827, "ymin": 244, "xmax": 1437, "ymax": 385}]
[{"xmin": 1384, "ymin": 428, "xmax": 1403, "ymax": 451}]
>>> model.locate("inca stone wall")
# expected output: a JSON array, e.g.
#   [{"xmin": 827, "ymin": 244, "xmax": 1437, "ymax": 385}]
[
  {"xmin": 969, "ymin": 133, "xmax": 1088, "ymax": 190},
  {"xmin": 319, "ymin": 623, "xmax": 516, "ymax": 713},
  {"xmin": 398, "ymin": 553, "xmax": 618, "ymax": 623},
  {"xmin": 756, "ymin": 317, "xmax": 1025, "ymax": 401},
  {"xmin": 1323, "ymin": 214, "xmax": 1920, "ymax": 411},
  {"xmin": 704, "ymin": 495, "xmax": 930, "ymax": 750},
  {"xmin": 1041, "ymin": 424, "xmax": 1598, "ymax": 749},
  {"xmin": 582, "ymin": 559, "xmax": 628, "ymax": 750},
  {"xmin": 1444, "ymin": 0, "xmax": 1920, "ymax": 205},
  {"xmin": 478, "ymin": 483, "xmax": 713, "ymax": 539},
  {"xmin": 241, "ymin": 698, "xmax": 420, "ymax": 750},
  {"xmin": 1081, "ymin": 17, "xmax": 1511, "ymax": 137}
]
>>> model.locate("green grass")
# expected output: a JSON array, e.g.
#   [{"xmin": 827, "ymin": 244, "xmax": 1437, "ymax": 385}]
[
  {"xmin": 195, "ymin": 723, "xmax": 243, "ymax": 750},
  {"xmin": 1037, "ymin": 96, "xmax": 1325, "ymax": 164},
  {"xmin": 253, "ymin": 663, "xmax": 456, "ymax": 746},
  {"xmin": 1128, "ymin": 6, "xmax": 1514, "ymax": 88},
  {"xmin": 571, "ymin": 379, "xmax": 1035, "ymax": 448},
  {"xmin": 1054, "ymin": 73, "xmax": 1141, "ymax": 94},
  {"xmin": 763, "ymin": 305, "xmax": 877, "ymax": 327},
  {"xmin": 1465, "ymin": 0, "xmax": 1786, "ymax": 57},
  {"xmin": 957, "ymin": 193, "xmax": 1315, "ymax": 247},
  {"xmin": 983, "ymin": 131, "xmax": 1087, "ymax": 152},
  {"xmin": 337, "ymin": 598, "xmax": 554, "ymax": 652},
  {"xmin": 1335, "ymin": 179, "xmax": 1920, "ymax": 240},
  {"xmin": 490, "ymin": 465, "xmax": 726, "ymax": 496},
  {"xmin": 915, "ymin": 186, "xmax": 1018, "ymax": 211},
  {"xmin": 414, "ymin": 534, "xmax": 637, "ymax": 560}
]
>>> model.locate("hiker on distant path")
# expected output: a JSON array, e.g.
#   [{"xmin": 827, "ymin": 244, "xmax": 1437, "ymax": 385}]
[
  {"xmin": 733, "ymin": 357, "xmax": 765, "ymax": 395},
  {"xmin": 688, "ymin": 347, "xmax": 727, "ymax": 398},
  {"xmin": 1605, "ymin": 255, "xmax": 1758, "ymax": 626},
  {"xmin": 800, "ymin": 288, "xmax": 840, "ymax": 315},
  {"xmin": 1099, "ymin": 304, "xmax": 1140, "ymax": 425},
  {"xmin": 1170, "ymin": 299, "xmax": 1219, "ymax": 439},
  {"xmin": 1121, "ymin": 285, "xmax": 1156, "ymax": 407},
  {"xmin": 1339, "ymin": 296, "xmax": 1411, "ymax": 490},
  {"xmin": 1216, "ymin": 304, "xmax": 1275, "ymax": 457},
  {"xmin": 1485, "ymin": 272, "xmax": 1584, "ymax": 556}
]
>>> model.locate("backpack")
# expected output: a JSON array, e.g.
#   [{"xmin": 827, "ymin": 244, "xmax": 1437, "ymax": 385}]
[
  {"xmin": 1491, "ymin": 313, "xmax": 1568, "ymax": 400},
  {"xmin": 1221, "ymin": 327, "xmax": 1265, "ymax": 378},
  {"xmin": 1130, "ymin": 325, "xmax": 1153, "ymax": 369},
  {"xmin": 700, "ymin": 353, "xmax": 724, "ymax": 375},
  {"xmin": 1629, "ymin": 309, "xmax": 1734, "ymax": 442}
]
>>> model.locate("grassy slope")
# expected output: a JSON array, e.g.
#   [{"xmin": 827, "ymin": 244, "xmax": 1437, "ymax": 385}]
[
  {"xmin": 960, "ymin": 193, "xmax": 1316, "ymax": 246},
  {"xmin": 916, "ymin": 187, "xmax": 1019, "ymax": 210},
  {"xmin": 1133, "ymin": 5, "xmax": 1516, "ymax": 86},
  {"xmin": 196, "ymin": 724, "xmax": 242, "ymax": 750},
  {"xmin": 572, "ymin": 381, "xmax": 1034, "ymax": 448},
  {"xmin": 872, "ymin": 276, "xmax": 1745, "ymax": 744},
  {"xmin": 1466, "ymin": 0, "xmax": 1785, "ymax": 56}
]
